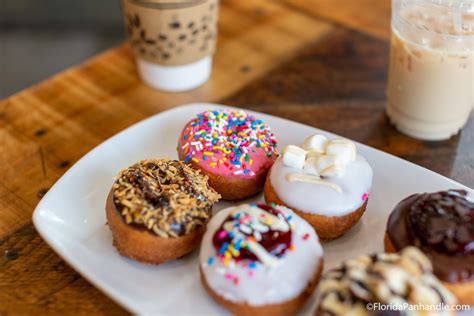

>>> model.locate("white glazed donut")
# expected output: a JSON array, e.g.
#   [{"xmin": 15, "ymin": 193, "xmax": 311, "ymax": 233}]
[
  {"xmin": 269, "ymin": 134, "xmax": 373, "ymax": 217},
  {"xmin": 199, "ymin": 203, "xmax": 323, "ymax": 308}
]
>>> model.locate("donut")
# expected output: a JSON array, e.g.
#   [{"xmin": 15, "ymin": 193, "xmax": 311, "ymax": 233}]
[
  {"xmin": 199, "ymin": 203, "xmax": 323, "ymax": 316},
  {"xmin": 315, "ymin": 247, "xmax": 458, "ymax": 316},
  {"xmin": 106, "ymin": 159, "xmax": 220, "ymax": 264},
  {"xmin": 385, "ymin": 189, "xmax": 474, "ymax": 304},
  {"xmin": 177, "ymin": 109, "xmax": 278, "ymax": 200},
  {"xmin": 264, "ymin": 134, "xmax": 372, "ymax": 240}
]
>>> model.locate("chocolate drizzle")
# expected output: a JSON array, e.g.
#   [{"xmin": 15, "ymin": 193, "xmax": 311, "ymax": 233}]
[
  {"xmin": 387, "ymin": 190, "xmax": 474, "ymax": 283},
  {"xmin": 317, "ymin": 248, "xmax": 457, "ymax": 316},
  {"xmin": 112, "ymin": 159, "xmax": 220, "ymax": 238}
]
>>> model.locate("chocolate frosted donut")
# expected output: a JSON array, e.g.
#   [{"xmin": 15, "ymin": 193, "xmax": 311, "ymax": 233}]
[
  {"xmin": 316, "ymin": 247, "xmax": 457, "ymax": 316},
  {"xmin": 408, "ymin": 190, "xmax": 473, "ymax": 256},
  {"xmin": 386, "ymin": 190, "xmax": 473, "ymax": 282},
  {"xmin": 385, "ymin": 189, "xmax": 473, "ymax": 304},
  {"xmin": 106, "ymin": 159, "xmax": 220, "ymax": 264}
]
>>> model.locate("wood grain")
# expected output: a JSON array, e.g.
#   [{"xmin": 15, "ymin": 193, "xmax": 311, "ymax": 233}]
[
  {"xmin": 1, "ymin": 0, "xmax": 472, "ymax": 315},
  {"xmin": 283, "ymin": 0, "xmax": 392, "ymax": 39},
  {"xmin": 224, "ymin": 28, "xmax": 473, "ymax": 186},
  {"xmin": 1, "ymin": 0, "xmax": 333, "ymax": 314},
  {"xmin": 0, "ymin": 0, "xmax": 332, "ymax": 238},
  {"xmin": 0, "ymin": 224, "xmax": 128, "ymax": 315}
]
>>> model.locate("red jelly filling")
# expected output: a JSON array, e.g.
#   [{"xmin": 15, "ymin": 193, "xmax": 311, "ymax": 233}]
[{"xmin": 212, "ymin": 203, "xmax": 292, "ymax": 263}]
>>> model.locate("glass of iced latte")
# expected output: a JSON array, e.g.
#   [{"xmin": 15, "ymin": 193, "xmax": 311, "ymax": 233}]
[{"xmin": 387, "ymin": 0, "xmax": 473, "ymax": 140}]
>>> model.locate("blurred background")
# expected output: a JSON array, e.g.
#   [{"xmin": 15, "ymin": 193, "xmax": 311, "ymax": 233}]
[{"xmin": 1, "ymin": 0, "xmax": 125, "ymax": 98}]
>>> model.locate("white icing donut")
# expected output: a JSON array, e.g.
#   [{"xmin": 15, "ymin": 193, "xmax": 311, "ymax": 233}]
[
  {"xmin": 270, "ymin": 135, "xmax": 373, "ymax": 216},
  {"xmin": 200, "ymin": 204, "xmax": 323, "ymax": 306}
]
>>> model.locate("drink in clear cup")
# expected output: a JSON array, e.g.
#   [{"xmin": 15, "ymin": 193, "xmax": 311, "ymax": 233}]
[
  {"xmin": 387, "ymin": 0, "xmax": 473, "ymax": 140},
  {"xmin": 121, "ymin": 0, "xmax": 219, "ymax": 92}
]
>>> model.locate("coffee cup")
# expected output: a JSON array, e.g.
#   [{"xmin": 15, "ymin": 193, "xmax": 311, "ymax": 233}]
[{"xmin": 121, "ymin": 0, "xmax": 219, "ymax": 92}]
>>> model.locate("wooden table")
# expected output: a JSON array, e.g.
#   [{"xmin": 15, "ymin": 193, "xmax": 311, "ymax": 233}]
[{"xmin": 1, "ymin": 0, "xmax": 472, "ymax": 314}]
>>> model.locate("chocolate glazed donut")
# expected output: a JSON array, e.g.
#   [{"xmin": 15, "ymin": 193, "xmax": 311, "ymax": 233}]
[{"xmin": 385, "ymin": 189, "xmax": 474, "ymax": 304}]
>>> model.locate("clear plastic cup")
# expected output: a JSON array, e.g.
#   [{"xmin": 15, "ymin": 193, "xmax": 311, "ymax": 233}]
[{"xmin": 387, "ymin": 0, "xmax": 474, "ymax": 140}]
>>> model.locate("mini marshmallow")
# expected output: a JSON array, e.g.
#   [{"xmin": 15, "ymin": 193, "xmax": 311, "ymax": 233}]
[
  {"xmin": 301, "ymin": 134, "xmax": 329, "ymax": 153},
  {"xmin": 284, "ymin": 135, "xmax": 357, "ymax": 179},
  {"xmin": 315, "ymin": 155, "xmax": 337, "ymax": 172},
  {"xmin": 320, "ymin": 165, "xmax": 344, "ymax": 178},
  {"xmin": 306, "ymin": 149, "xmax": 323, "ymax": 158},
  {"xmin": 325, "ymin": 139, "xmax": 356, "ymax": 165},
  {"xmin": 315, "ymin": 155, "xmax": 344, "ymax": 177},
  {"xmin": 282, "ymin": 145, "xmax": 307, "ymax": 169},
  {"xmin": 303, "ymin": 156, "xmax": 320, "ymax": 177}
]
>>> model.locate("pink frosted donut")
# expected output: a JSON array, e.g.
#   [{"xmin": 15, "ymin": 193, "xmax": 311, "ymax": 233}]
[{"xmin": 177, "ymin": 109, "xmax": 278, "ymax": 200}]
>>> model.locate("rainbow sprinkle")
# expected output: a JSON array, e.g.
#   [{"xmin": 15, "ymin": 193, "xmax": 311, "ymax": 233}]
[
  {"xmin": 215, "ymin": 204, "xmax": 293, "ymax": 277},
  {"xmin": 207, "ymin": 256, "xmax": 214, "ymax": 266},
  {"xmin": 224, "ymin": 273, "xmax": 240, "ymax": 285},
  {"xmin": 206, "ymin": 205, "xmax": 298, "ymax": 286},
  {"xmin": 181, "ymin": 110, "xmax": 278, "ymax": 174}
]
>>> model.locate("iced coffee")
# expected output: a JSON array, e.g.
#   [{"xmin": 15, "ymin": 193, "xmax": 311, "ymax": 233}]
[{"xmin": 387, "ymin": 1, "xmax": 473, "ymax": 140}]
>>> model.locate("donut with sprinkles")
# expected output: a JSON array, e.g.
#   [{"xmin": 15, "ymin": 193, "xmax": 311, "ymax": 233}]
[
  {"xmin": 199, "ymin": 203, "xmax": 323, "ymax": 315},
  {"xmin": 178, "ymin": 109, "xmax": 278, "ymax": 200}
]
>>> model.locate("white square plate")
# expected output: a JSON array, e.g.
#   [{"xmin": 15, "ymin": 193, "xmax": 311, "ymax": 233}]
[{"xmin": 33, "ymin": 103, "xmax": 472, "ymax": 315}]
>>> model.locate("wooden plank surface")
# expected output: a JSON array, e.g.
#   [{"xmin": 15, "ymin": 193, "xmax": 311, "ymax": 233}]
[
  {"xmin": 1, "ymin": 0, "xmax": 333, "ymax": 314},
  {"xmin": 0, "ymin": 0, "xmax": 332, "ymax": 238},
  {"xmin": 1, "ymin": 0, "xmax": 472, "ymax": 315},
  {"xmin": 284, "ymin": 0, "xmax": 392, "ymax": 39},
  {"xmin": 223, "ymin": 28, "xmax": 474, "ymax": 186}
]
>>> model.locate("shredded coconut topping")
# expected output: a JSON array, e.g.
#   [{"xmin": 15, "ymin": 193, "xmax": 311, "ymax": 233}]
[{"xmin": 112, "ymin": 159, "xmax": 220, "ymax": 238}]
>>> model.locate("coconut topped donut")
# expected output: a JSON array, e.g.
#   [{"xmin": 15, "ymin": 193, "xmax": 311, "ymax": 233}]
[
  {"xmin": 200, "ymin": 203, "xmax": 323, "ymax": 308},
  {"xmin": 111, "ymin": 159, "xmax": 220, "ymax": 238},
  {"xmin": 316, "ymin": 247, "xmax": 457, "ymax": 316},
  {"xmin": 178, "ymin": 109, "xmax": 278, "ymax": 179},
  {"xmin": 269, "ymin": 134, "xmax": 372, "ymax": 216}
]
